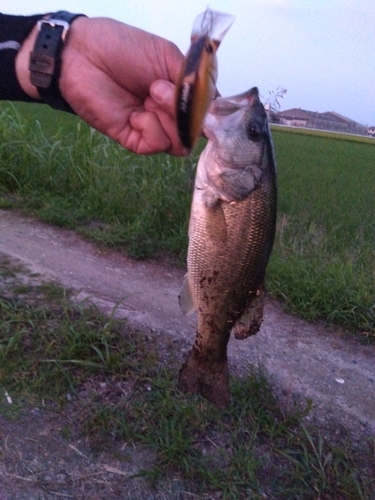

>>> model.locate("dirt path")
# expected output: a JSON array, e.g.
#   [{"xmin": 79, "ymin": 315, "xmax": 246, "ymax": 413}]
[{"xmin": 1, "ymin": 209, "xmax": 374, "ymax": 441}]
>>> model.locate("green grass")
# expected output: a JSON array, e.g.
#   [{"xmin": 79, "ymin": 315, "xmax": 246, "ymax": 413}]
[
  {"xmin": 0, "ymin": 102, "xmax": 193, "ymax": 259},
  {"xmin": 271, "ymin": 123, "xmax": 375, "ymax": 144},
  {"xmin": 1, "ymin": 256, "xmax": 374, "ymax": 499},
  {"xmin": 0, "ymin": 101, "xmax": 374, "ymax": 335},
  {"xmin": 269, "ymin": 129, "xmax": 374, "ymax": 335}
]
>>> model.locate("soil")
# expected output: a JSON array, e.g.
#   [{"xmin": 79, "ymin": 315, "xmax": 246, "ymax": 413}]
[{"xmin": 0, "ymin": 209, "xmax": 374, "ymax": 499}]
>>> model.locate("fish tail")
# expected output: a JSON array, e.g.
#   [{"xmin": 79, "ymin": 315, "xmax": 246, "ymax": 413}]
[{"xmin": 178, "ymin": 347, "xmax": 230, "ymax": 408}]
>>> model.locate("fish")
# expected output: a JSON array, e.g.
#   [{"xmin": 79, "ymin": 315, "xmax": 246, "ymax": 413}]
[
  {"xmin": 178, "ymin": 87, "xmax": 277, "ymax": 408},
  {"xmin": 175, "ymin": 8, "xmax": 234, "ymax": 149}
]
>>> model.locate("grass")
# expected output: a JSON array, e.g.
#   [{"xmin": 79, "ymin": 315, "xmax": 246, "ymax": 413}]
[
  {"xmin": 0, "ymin": 101, "xmax": 374, "ymax": 335},
  {"xmin": 0, "ymin": 102, "xmax": 192, "ymax": 260},
  {"xmin": 271, "ymin": 123, "xmax": 375, "ymax": 144},
  {"xmin": 269, "ymin": 129, "xmax": 374, "ymax": 335},
  {"xmin": 1, "ymin": 255, "xmax": 374, "ymax": 499}
]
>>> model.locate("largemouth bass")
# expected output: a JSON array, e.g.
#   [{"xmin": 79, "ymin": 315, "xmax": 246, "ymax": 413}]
[
  {"xmin": 175, "ymin": 8, "xmax": 234, "ymax": 149},
  {"xmin": 178, "ymin": 87, "xmax": 277, "ymax": 408}
]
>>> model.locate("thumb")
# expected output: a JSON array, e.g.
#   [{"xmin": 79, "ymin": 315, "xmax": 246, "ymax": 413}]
[{"xmin": 149, "ymin": 80, "xmax": 175, "ymax": 114}]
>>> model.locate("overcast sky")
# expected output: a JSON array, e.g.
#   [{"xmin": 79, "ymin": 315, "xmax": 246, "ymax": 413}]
[{"xmin": 3, "ymin": 0, "xmax": 374, "ymax": 125}]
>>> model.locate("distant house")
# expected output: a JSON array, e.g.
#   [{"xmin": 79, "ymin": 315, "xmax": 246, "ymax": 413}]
[
  {"xmin": 274, "ymin": 108, "xmax": 368, "ymax": 135},
  {"xmin": 367, "ymin": 126, "xmax": 375, "ymax": 137},
  {"xmin": 273, "ymin": 108, "xmax": 312, "ymax": 128}
]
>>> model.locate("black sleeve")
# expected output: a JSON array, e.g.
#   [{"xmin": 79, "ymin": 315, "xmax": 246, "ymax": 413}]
[{"xmin": 0, "ymin": 13, "xmax": 44, "ymax": 102}]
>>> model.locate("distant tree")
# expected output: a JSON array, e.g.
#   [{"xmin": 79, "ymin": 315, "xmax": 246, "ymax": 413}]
[{"xmin": 263, "ymin": 87, "xmax": 287, "ymax": 123}]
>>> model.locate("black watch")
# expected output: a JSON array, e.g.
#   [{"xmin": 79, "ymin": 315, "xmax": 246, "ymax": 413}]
[{"xmin": 29, "ymin": 11, "xmax": 86, "ymax": 113}]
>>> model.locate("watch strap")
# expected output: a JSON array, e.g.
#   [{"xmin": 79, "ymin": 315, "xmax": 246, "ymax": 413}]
[{"xmin": 29, "ymin": 11, "xmax": 86, "ymax": 113}]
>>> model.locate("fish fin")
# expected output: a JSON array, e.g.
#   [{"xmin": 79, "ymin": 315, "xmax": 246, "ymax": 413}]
[
  {"xmin": 232, "ymin": 287, "xmax": 265, "ymax": 339},
  {"xmin": 178, "ymin": 347, "xmax": 230, "ymax": 409},
  {"xmin": 179, "ymin": 274, "xmax": 197, "ymax": 315}
]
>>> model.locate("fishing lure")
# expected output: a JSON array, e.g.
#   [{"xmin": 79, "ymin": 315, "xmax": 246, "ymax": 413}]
[{"xmin": 175, "ymin": 8, "xmax": 234, "ymax": 149}]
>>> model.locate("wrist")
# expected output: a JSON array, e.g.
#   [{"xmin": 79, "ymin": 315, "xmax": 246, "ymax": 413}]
[
  {"xmin": 16, "ymin": 12, "xmax": 86, "ymax": 112},
  {"xmin": 30, "ymin": 12, "xmax": 87, "ymax": 113}
]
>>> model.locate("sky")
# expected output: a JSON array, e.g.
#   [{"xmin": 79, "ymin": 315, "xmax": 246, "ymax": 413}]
[{"xmin": 3, "ymin": 0, "xmax": 374, "ymax": 126}]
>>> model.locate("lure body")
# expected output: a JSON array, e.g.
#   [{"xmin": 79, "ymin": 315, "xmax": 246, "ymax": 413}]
[{"xmin": 175, "ymin": 9, "xmax": 234, "ymax": 149}]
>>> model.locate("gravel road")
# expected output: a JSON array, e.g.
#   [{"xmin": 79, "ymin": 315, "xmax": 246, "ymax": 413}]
[{"xmin": 1, "ymin": 209, "xmax": 374, "ymax": 440}]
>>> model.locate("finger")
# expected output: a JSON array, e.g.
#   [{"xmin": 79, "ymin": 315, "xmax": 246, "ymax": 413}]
[
  {"xmin": 148, "ymin": 80, "xmax": 190, "ymax": 155},
  {"xmin": 127, "ymin": 110, "xmax": 171, "ymax": 155},
  {"xmin": 149, "ymin": 80, "xmax": 176, "ymax": 117},
  {"xmin": 144, "ymin": 97, "xmax": 188, "ymax": 156}
]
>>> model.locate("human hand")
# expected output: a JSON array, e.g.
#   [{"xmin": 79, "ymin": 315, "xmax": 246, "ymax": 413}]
[{"xmin": 16, "ymin": 16, "xmax": 187, "ymax": 156}]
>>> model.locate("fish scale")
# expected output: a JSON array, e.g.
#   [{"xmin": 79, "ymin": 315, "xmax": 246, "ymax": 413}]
[{"xmin": 189, "ymin": 178, "xmax": 276, "ymax": 342}]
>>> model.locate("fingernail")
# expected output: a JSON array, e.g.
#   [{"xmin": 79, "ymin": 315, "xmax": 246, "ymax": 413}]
[{"xmin": 151, "ymin": 80, "xmax": 174, "ymax": 103}]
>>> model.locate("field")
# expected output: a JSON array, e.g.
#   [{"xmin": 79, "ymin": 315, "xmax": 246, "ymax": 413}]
[
  {"xmin": 270, "ymin": 126, "xmax": 374, "ymax": 335},
  {"xmin": 0, "ymin": 101, "xmax": 374, "ymax": 335},
  {"xmin": 1, "ymin": 102, "xmax": 375, "ymax": 498}
]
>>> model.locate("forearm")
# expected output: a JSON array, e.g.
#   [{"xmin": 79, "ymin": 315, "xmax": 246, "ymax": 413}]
[
  {"xmin": 0, "ymin": 13, "xmax": 43, "ymax": 102},
  {"xmin": 0, "ymin": 12, "xmax": 186, "ymax": 155},
  {"xmin": 1, "ymin": 12, "xmax": 86, "ymax": 109}
]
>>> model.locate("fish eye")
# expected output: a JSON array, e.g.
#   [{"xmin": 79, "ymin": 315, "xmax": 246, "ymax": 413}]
[{"xmin": 246, "ymin": 121, "xmax": 263, "ymax": 141}]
